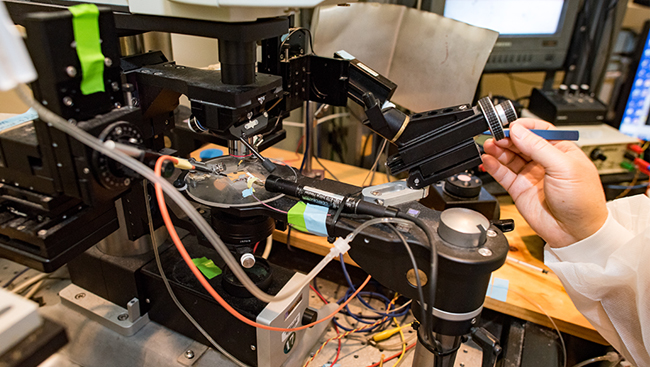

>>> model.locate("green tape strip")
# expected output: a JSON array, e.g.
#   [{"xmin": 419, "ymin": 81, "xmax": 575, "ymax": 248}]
[
  {"xmin": 191, "ymin": 257, "xmax": 222, "ymax": 279},
  {"xmin": 287, "ymin": 201, "xmax": 308, "ymax": 232},
  {"xmin": 69, "ymin": 4, "xmax": 105, "ymax": 95}
]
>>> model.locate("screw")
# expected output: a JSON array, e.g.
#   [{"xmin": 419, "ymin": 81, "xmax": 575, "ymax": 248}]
[
  {"xmin": 414, "ymin": 178, "xmax": 420, "ymax": 185},
  {"xmin": 115, "ymin": 127, "xmax": 123, "ymax": 135},
  {"xmin": 117, "ymin": 313, "xmax": 128, "ymax": 321},
  {"xmin": 478, "ymin": 248, "xmax": 492, "ymax": 257},
  {"xmin": 460, "ymin": 364, "xmax": 465, "ymax": 367},
  {"xmin": 250, "ymin": 345, "xmax": 256, "ymax": 351},
  {"xmin": 463, "ymin": 349, "xmax": 468, "ymax": 353},
  {"xmin": 486, "ymin": 229, "xmax": 497, "ymax": 238},
  {"xmin": 184, "ymin": 350, "xmax": 195, "ymax": 359},
  {"xmin": 104, "ymin": 57, "xmax": 113, "ymax": 67},
  {"xmin": 52, "ymin": 143, "xmax": 58, "ymax": 148},
  {"xmin": 57, "ymin": 163, "xmax": 63, "ymax": 168},
  {"xmin": 38, "ymin": 229, "xmax": 47, "ymax": 236},
  {"xmin": 459, "ymin": 105, "xmax": 467, "ymax": 110},
  {"xmin": 114, "ymin": 102, "xmax": 122, "ymax": 108},
  {"xmin": 63, "ymin": 96, "xmax": 73, "ymax": 107},
  {"xmin": 75, "ymin": 293, "xmax": 86, "ymax": 299},
  {"xmin": 83, "ymin": 168, "xmax": 90, "ymax": 174},
  {"xmin": 66, "ymin": 66, "xmax": 77, "ymax": 77},
  {"xmin": 111, "ymin": 82, "xmax": 120, "ymax": 91},
  {"xmin": 471, "ymin": 318, "xmax": 477, "ymax": 324}
]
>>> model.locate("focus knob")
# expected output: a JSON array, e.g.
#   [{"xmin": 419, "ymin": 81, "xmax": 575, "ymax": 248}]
[
  {"xmin": 478, "ymin": 97, "xmax": 517, "ymax": 141},
  {"xmin": 438, "ymin": 208, "xmax": 490, "ymax": 248}
]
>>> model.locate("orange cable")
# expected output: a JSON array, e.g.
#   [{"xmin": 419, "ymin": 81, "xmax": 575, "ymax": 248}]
[{"xmin": 154, "ymin": 155, "xmax": 371, "ymax": 332}]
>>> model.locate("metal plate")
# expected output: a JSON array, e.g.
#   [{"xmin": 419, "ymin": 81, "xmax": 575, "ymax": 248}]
[{"xmin": 184, "ymin": 156, "xmax": 298, "ymax": 208}]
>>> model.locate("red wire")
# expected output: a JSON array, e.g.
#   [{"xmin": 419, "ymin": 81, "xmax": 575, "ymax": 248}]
[
  {"xmin": 295, "ymin": 135, "xmax": 304, "ymax": 154},
  {"xmin": 365, "ymin": 343, "xmax": 416, "ymax": 367},
  {"xmin": 253, "ymin": 241, "xmax": 260, "ymax": 254},
  {"xmin": 308, "ymin": 284, "xmax": 342, "ymax": 365},
  {"xmin": 154, "ymin": 156, "xmax": 371, "ymax": 332},
  {"xmin": 310, "ymin": 284, "xmax": 329, "ymax": 304},
  {"xmin": 331, "ymin": 324, "xmax": 341, "ymax": 365}
]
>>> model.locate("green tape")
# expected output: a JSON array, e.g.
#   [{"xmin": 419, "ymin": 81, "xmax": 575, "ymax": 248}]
[
  {"xmin": 287, "ymin": 201, "xmax": 308, "ymax": 232},
  {"xmin": 69, "ymin": 4, "xmax": 105, "ymax": 95},
  {"xmin": 191, "ymin": 257, "xmax": 222, "ymax": 279}
]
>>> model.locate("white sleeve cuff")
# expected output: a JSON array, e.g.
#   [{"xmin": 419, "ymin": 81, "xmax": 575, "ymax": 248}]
[{"xmin": 545, "ymin": 211, "xmax": 634, "ymax": 268}]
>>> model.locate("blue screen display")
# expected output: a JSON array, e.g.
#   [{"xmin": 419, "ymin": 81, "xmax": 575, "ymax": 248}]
[{"xmin": 620, "ymin": 33, "xmax": 650, "ymax": 141}]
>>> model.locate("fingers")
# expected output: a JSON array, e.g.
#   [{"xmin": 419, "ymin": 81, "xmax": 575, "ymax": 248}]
[
  {"xmin": 492, "ymin": 118, "xmax": 555, "ymax": 151},
  {"xmin": 508, "ymin": 124, "xmax": 570, "ymax": 176},
  {"xmin": 481, "ymin": 154, "xmax": 519, "ymax": 194},
  {"xmin": 484, "ymin": 138, "xmax": 529, "ymax": 174},
  {"xmin": 509, "ymin": 118, "xmax": 555, "ymax": 131}
]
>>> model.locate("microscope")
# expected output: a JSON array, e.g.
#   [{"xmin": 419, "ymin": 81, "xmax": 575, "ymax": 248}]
[{"xmin": 1, "ymin": 2, "xmax": 517, "ymax": 366}]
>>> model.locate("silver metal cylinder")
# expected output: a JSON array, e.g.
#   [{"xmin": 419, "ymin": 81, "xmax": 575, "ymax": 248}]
[
  {"xmin": 119, "ymin": 35, "xmax": 145, "ymax": 57},
  {"xmin": 229, "ymin": 140, "xmax": 249, "ymax": 156},
  {"xmin": 412, "ymin": 332, "xmax": 462, "ymax": 367}
]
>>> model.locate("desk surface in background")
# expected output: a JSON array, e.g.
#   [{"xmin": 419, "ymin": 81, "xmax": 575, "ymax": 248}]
[{"xmin": 193, "ymin": 145, "xmax": 607, "ymax": 345}]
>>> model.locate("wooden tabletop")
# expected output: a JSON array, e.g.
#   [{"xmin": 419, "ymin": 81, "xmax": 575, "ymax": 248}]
[{"xmin": 194, "ymin": 145, "xmax": 607, "ymax": 345}]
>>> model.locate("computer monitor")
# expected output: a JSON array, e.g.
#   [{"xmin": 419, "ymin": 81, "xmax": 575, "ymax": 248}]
[
  {"xmin": 615, "ymin": 21, "xmax": 650, "ymax": 141},
  {"xmin": 425, "ymin": 0, "xmax": 581, "ymax": 73}
]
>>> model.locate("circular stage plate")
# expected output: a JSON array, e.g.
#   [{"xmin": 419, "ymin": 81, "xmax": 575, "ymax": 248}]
[{"xmin": 185, "ymin": 156, "xmax": 297, "ymax": 208}]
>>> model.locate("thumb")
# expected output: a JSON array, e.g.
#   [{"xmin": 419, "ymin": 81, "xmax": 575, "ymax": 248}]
[{"xmin": 509, "ymin": 124, "xmax": 570, "ymax": 176}]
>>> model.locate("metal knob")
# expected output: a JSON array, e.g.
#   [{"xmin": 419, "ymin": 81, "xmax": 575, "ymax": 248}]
[
  {"xmin": 438, "ymin": 208, "xmax": 490, "ymax": 248},
  {"xmin": 478, "ymin": 97, "xmax": 517, "ymax": 141}
]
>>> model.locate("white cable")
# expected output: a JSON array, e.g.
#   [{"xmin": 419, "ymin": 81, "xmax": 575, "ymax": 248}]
[
  {"xmin": 262, "ymin": 235, "xmax": 273, "ymax": 259},
  {"xmin": 570, "ymin": 352, "xmax": 621, "ymax": 367},
  {"xmin": 23, "ymin": 279, "xmax": 45, "ymax": 299},
  {"xmin": 13, "ymin": 84, "xmax": 323, "ymax": 304},
  {"xmin": 315, "ymin": 112, "xmax": 349, "ymax": 125},
  {"xmin": 10, "ymin": 272, "xmax": 49, "ymax": 294}
]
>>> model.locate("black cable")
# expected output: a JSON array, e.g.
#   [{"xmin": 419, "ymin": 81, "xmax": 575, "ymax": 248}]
[
  {"xmin": 314, "ymin": 150, "xmax": 340, "ymax": 181},
  {"xmin": 507, "ymin": 74, "xmax": 520, "ymax": 100},
  {"xmin": 396, "ymin": 212, "xmax": 439, "ymax": 352},
  {"xmin": 387, "ymin": 223, "xmax": 428, "ymax": 335},
  {"xmin": 2, "ymin": 267, "xmax": 29, "ymax": 288}
]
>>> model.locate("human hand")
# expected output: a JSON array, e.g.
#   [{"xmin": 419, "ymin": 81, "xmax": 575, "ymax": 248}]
[{"xmin": 481, "ymin": 118, "xmax": 608, "ymax": 248}]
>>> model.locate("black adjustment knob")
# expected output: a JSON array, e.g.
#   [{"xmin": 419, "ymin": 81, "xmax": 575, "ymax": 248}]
[
  {"xmin": 302, "ymin": 307, "xmax": 318, "ymax": 325},
  {"xmin": 444, "ymin": 173, "xmax": 482, "ymax": 198},
  {"xmin": 478, "ymin": 97, "xmax": 518, "ymax": 141},
  {"xmin": 590, "ymin": 148, "xmax": 607, "ymax": 161}
]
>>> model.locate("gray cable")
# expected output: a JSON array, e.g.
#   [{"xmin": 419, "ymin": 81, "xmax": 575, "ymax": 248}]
[
  {"xmin": 14, "ymin": 84, "xmax": 304, "ymax": 303},
  {"xmin": 143, "ymin": 181, "xmax": 249, "ymax": 367}
]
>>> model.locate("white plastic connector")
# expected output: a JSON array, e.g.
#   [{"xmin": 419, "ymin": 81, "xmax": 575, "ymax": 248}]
[
  {"xmin": 330, "ymin": 237, "xmax": 351, "ymax": 257},
  {"xmin": 604, "ymin": 352, "xmax": 621, "ymax": 362},
  {"xmin": 0, "ymin": 1, "xmax": 36, "ymax": 91}
]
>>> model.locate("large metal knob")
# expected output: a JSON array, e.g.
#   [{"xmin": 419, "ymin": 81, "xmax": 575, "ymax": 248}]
[
  {"xmin": 438, "ymin": 208, "xmax": 490, "ymax": 248},
  {"xmin": 478, "ymin": 97, "xmax": 517, "ymax": 141}
]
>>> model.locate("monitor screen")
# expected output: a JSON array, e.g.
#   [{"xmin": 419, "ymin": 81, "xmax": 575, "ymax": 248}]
[
  {"xmin": 426, "ymin": 0, "xmax": 581, "ymax": 72},
  {"xmin": 443, "ymin": 0, "xmax": 565, "ymax": 36},
  {"xmin": 618, "ymin": 24, "xmax": 650, "ymax": 141}
]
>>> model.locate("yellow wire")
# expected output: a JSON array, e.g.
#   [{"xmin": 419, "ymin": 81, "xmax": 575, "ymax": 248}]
[
  {"xmin": 642, "ymin": 141, "xmax": 650, "ymax": 152},
  {"xmin": 391, "ymin": 317, "xmax": 407, "ymax": 367}
]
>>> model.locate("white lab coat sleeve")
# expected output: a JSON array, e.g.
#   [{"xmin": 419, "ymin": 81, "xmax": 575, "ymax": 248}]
[{"xmin": 544, "ymin": 194, "xmax": 650, "ymax": 367}]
